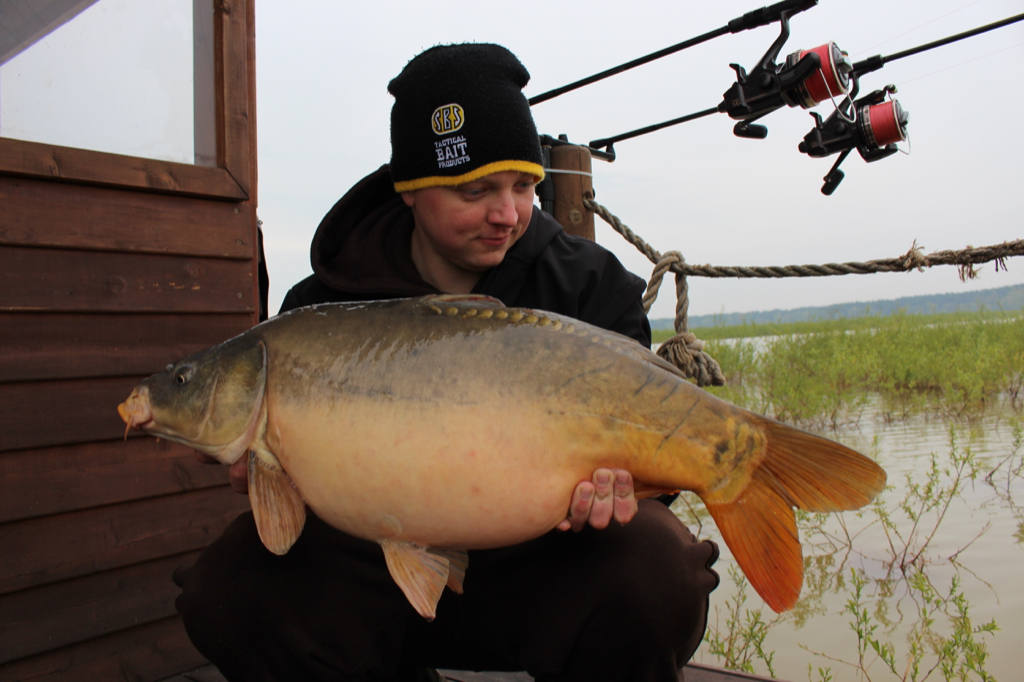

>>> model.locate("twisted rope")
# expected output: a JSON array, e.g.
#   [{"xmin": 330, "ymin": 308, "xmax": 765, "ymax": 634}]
[
  {"xmin": 586, "ymin": 199, "xmax": 1024, "ymax": 281},
  {"xmin": 643, "ymin": 251, "xmax": 726, "ymax": 387},
  {"xmin": 584, "ymin": 197, "xmax": 1024, "ymax": 387}
]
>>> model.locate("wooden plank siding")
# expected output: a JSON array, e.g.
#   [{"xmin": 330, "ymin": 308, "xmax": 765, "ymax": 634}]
[
  {"xmin": 0, "ymin": 1, "xmax": 260, "ymax": 679},
  {"xmin": 0, "ymin": 488, "xmax": 249, "ymax": 595},
  {"xmin": 1, "ymin": 377, "xmax": 179, "ymax": 453},
  {"xmin": 0, "ymin": 248, "xmax": 255, "ymax": 314},
  {"xmin": 0, "ymin": 440, "xmax": 238, "ymax": 525},
  {"xmin": 0, "ymin": 312, "xmax": 254, "ymax": 383},
  {"xmin": 0, "ymin": 616, "xmax": 206, "ymax": 682},
  {"xmin": 0, "ymin": 175, "xmax": 255, "ymax": 258},
  {"xmin": 0, "ymin": 552, "xmax": 203, "ymax": 664}
]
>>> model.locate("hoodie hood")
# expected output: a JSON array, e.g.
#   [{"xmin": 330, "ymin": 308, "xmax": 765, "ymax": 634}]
[{"xmin": 311, "ymin": 166, "xmax": 434, "ymax": 298}]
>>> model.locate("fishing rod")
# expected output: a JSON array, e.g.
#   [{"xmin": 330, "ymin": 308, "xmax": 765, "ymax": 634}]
[
  {"xmin": 587, "ymin": 5, "xmax": 836, "ymax": 152},
  {"xmin": 588, "ymin": 107, "xmax": 720, "ymax": 152},
  {"xmin": 528, "ymin": 0, "xmax": 818, "ymax": 106},
  {"xmin": 579, "ymin": 11, "xmax": 1024, "ymax": 194},
  {"xmin": 850, "ymin": 11, "xmax": 1024, "ymax": 79}
]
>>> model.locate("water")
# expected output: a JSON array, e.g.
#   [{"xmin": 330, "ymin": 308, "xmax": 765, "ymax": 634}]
[{"xmin": 682, "ymin": 402, "xmax": 1023, "ymax": 682}]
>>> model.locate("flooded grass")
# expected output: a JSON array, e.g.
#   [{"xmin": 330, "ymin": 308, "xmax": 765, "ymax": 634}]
[
  {"xmin": 690, "ymin": 310, "xmax": 1024, "ymax": 426},
  {"xmin": 671, "ymin": 312, "xmax": 1024, "ymax": 681}
]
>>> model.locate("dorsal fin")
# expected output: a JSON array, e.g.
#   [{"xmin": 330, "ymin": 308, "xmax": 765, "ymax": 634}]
[{"xmin": 421, "ymin": 294, "xmax": 505, "ymax": 306}]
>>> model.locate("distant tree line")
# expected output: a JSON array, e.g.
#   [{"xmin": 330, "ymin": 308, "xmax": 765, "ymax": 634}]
[{"xmin": 651, "ymin": 284, "xmax": 1024, "ymax": 331}]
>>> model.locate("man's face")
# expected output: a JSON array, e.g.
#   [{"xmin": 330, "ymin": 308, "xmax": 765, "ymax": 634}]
[{"xmin": 402, "ymin": 171, "xmax": 537, "ymax": 292}]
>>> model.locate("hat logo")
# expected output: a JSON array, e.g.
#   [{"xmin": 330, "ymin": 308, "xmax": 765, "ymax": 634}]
[{"xmin": 431, "ymin": 104, "xmax": 464, "ymax": 135}]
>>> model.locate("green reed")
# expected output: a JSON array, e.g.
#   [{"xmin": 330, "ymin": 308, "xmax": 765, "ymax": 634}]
[
  {"xmin": 703, "ymin": 564, "xmax": 780, "ymax": 678},
  {"xmin": 666, "ymin": 310, "xmax": 1024, "ymax": 426},
  {"xmin": 840, "ymin": 568, "xmax": 998, "ymax": 682}
]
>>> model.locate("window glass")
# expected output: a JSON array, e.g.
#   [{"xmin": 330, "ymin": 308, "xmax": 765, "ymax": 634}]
[{"xmin": 0, "ymin": 0, "xmax": 214, "ymax": 165}]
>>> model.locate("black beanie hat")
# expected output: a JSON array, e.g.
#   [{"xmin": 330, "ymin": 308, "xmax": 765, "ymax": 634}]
[{"xmin": 388, "ymin": 43, "xmax": 545, "ymax": 193}]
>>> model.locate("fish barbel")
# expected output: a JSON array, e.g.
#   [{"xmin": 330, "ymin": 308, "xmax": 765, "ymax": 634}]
[{"xmin": 118, "ymin": 294, "xmax": 885, "ymax": 619}]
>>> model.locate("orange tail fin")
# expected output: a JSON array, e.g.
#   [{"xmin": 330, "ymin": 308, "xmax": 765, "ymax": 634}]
[{"xmin": 701, "ymin": 416, "xmax": 886, "ymax": 612}]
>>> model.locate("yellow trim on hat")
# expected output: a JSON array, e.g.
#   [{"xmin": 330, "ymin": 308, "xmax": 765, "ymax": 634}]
[{"xmin": 394, "ymin": 160, "xmax": 545, "ymax": 193}]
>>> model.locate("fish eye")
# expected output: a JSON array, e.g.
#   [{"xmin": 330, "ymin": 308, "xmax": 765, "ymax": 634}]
[{"xmin": 174, "ymin": 365, "xmax": 194, "ymax": 386}]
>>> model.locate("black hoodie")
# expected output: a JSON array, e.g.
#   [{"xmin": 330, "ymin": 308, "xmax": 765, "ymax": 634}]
[{"xmin": 280, "ymin": 166, "xmax": 651, "ymax": 347}]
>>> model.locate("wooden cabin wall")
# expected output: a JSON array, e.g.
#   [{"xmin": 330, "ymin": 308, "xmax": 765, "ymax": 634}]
[{"xmin": 0, "ymin": 2, "xmax": 259, "ymax": 679}]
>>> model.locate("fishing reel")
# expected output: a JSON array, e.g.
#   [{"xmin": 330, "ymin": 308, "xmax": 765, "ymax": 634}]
[
  {"xmin": 798, "ymin": 85, "xmax": 909, "ymax": 194},
  {"xmin": 719, "ymin": 6, "xmax": 853, "ymax": 138}
]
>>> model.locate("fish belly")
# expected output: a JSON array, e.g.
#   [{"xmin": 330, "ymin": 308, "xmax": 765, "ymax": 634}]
[{"xmin": 267, "ymin": 398, "xmax": 613, "ymax": 549}]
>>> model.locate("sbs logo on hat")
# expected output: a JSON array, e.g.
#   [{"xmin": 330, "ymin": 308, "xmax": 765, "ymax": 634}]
[{"xmin": 431, "ymin": 104, "xmax": 464, "ymax": 135}]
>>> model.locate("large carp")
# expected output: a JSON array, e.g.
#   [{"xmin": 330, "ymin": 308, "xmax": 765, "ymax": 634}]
[{"xmin": 119, "ymin": 294, "xmax": 885, "ymax": 618}]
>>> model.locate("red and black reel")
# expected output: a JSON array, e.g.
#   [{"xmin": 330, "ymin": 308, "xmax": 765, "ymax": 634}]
[
  {"xmin": 859, "ymin": 99, "xmax": 909, "ymax": 148},
  {"xmin": 723, "ymin": 38, "xmax": 856, "ymax": 139},
  {"xmin": 720, "ymin": 7, "xmax": 856, "ymax": 139},
  {"xmin": 783, "ymin": 42, "xmax": 853, "ymax": 109},
  {"xmin": 798, "ymin": 85, "xmax": 909, "ymax": 194}
]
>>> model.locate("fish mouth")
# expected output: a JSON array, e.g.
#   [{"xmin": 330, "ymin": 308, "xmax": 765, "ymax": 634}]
[{"xmin": 118, "ymin": 387, "xmax": 154, "ymax": 439}]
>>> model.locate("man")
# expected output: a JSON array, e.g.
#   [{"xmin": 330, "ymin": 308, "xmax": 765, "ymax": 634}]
[{"xmin": 174, "ymin": 43, "xmax": 719, "ymax": 682}]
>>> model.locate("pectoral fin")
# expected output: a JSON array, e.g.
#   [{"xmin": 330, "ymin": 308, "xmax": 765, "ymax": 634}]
[
  {"xmin": 381, "ymin": 541, "xmax": 468, "ymax": 620},
  {"xmin": 248, "ymin": 449, "xmax": 306, "ymax": 555}
]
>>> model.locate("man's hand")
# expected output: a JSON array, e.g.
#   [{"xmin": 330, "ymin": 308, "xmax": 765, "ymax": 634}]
[
  {"xmin": 557, "ymin": 468, "xmax": 637, "ymax": 532},
  {"xmin": 193, "ymin": 450, "xmax": 249, "ymax": 494}
]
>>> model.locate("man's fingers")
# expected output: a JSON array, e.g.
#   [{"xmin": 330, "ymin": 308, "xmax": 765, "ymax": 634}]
[
  {"xmin": 613, "ymin": 469, "xmax": 638, "ymax": 525},
  {"xmin": 561, "ymin": 481, "xmax": 595, "ymax": 532},
  {"xmin": 560, "ymin": 469, "xmax": 637, "ymax": 532},
  {"xmin": 588, "ymin": 469, "xmax": 614, "ymax": 530}
]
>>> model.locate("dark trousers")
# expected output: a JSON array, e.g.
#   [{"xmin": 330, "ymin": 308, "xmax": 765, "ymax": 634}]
[{"xmin": 173, "ymin": 500, "xmax": 719, "ymax": 682}]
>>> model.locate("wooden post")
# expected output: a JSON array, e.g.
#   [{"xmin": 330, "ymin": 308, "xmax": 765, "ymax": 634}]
[{"xmin": 549, "ymin": 144, "xmax": 595, "ymax": 241}]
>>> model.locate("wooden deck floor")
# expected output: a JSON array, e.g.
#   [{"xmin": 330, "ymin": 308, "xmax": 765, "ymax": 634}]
[{"xmin": 160, "ymin": 662, "xmax": 783, "ymax": 681}]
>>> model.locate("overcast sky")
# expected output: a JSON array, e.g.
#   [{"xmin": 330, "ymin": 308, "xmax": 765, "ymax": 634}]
[
  {"xmin": 251, "ymin": 0, "xmax": 1024, "ymax": 320},
  {"xmin": 4, "ymin": 1, "xmax": 1023, "ymax": 321}
]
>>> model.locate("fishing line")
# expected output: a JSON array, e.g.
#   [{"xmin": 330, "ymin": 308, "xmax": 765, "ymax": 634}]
[
  {"xmin": 851, "ymin": 0, "xmax": 986, "ymax": 57},
  {"xmin": 853, "ymin": 11, "xmax": 1024, "ymax": 75},
  {"xmin": 783, "ymin": 42, "xmax": 856, "ymax": 123},
  {"xmin": 790, "ymin": 43, "xmax": 852, "ymax": 107},
  {"xmin": 894, "ymin": 41, "xmax": 1024, "ymax": 86}
]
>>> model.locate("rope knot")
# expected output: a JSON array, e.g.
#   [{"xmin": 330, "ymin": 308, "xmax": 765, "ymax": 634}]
[
  {"xmin": 656, "ymin": 333, "xmax": 726, "ymax": 388},
  {"xmin": 643, "ymin": 251, "xmax": 685, "ymax": 314},
  {"xmin": 642, "ymin": 251, "xmax": 725, "ymax": 387}
]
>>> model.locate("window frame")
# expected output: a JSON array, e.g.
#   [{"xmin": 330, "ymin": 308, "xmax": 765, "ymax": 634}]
[{"xmin": 0, "ymin": 0, "xmax": 253, "ymax": 202}]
